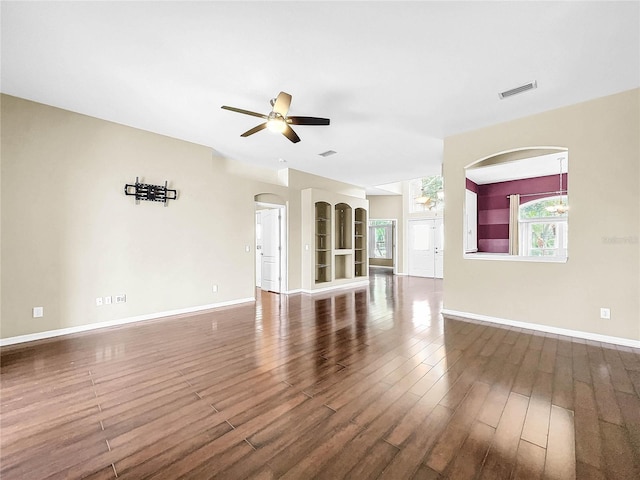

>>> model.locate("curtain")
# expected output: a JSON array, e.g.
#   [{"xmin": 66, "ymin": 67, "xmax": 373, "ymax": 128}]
[{"xmin": 509, "ymin": 194, "xmax": 520, "ymax": 255}]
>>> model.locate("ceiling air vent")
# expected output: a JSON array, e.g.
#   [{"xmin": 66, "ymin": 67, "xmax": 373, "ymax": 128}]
[
  {"xmin": 318, "ymin": 150, "xmax": 337, "ymax": 157},
  {"xmin": 499, "ymin": 80, "xmax": 537, "ymax": 99}
]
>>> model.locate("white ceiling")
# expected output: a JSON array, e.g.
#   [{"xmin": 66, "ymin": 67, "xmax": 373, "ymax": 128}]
[
  {"xmin": 2, "ymin": 1, "xmax": 638, "ymax": 190},
  {"xmin": 466, "ymin": 152, "xmax": 568, "ymax": 185}
]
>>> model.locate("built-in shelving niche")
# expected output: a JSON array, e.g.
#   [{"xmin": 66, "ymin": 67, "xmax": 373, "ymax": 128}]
[
  {"xmin": 315, "ymin": 201, "xmax": 331, "ymax": 283},
  {"xmin": 334, "ymin": 203, "xmax": 353, "ymax": 280},
  {"xmin": 304, "ymin": 188, "xmax": 368, "ymax": 291},
  {"xmin": 354, "ymin": 208, "xmax": 367, "ymax": 277},
  {"xmin": 334, "ymin": 203, "xmax": 352, "ymax": 250}
]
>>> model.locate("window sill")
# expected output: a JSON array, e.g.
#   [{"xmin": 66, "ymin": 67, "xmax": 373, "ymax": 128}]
[{"xmin": 463, "ymin": 252, "xmax": 568, "ymax": 263}]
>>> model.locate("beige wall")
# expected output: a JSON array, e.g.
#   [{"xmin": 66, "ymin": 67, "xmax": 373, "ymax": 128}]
[
  {"xmin": 288, "ymin": 169, "xmax": 366, "ymax": 199},
  {"xmin": 370, "ymin": 258, "xmax": 393, "ymax": 267},
  {"xmin": 368, "ymin": 194, "xmax": 403, "ymax": 219},
  {"xmin": 443, "ymin": 88, "xmax": 640, "ymax": 342},
  {"xmin": 0, "ymin": 95, "xmax": 364, "ymax": 340}
]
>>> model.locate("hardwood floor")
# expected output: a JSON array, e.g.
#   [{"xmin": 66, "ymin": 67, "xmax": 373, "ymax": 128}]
[{"xmin": 1, "ymin": 268, "xmax": 639, "ymax": 479}]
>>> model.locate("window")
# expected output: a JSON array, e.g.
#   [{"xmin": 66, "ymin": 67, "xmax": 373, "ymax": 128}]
[
  {"xmin": 410, "ymin": 175, "xmax": 444, "ymax": 213},
  {"xmin": 519, "ymin": 196, "xmax": 568, "ymax": 257},
  {"xmin": 368, "ymin": 220, "xmax": 393, "ymax": 259}
]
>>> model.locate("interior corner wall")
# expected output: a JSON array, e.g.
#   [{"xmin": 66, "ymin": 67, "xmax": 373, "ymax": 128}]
[
  {"xmin": 367, "ymin": 194, "xmax": 404, "ymax": 273},
  {"xmin": 0, "ymin": 95, "xmax": 289, "ymax": 340},
  {"xmin": 287, "ymin": 168, "xmax": 367, "ymax": 199},
  {"xmin": 443, "ymin": 88, "xmax": 640, "ymax": 342}
]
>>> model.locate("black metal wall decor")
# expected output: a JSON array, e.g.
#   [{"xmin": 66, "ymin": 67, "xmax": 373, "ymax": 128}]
[{"xmin": 124, "ymin": 177, "xmax": 177, "ymax": 205}]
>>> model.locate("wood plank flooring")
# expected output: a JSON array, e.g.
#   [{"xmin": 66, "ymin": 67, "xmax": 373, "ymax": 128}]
[{"xmin": 1, "ymin": 268, "xmax": 639, "ymax": 479}]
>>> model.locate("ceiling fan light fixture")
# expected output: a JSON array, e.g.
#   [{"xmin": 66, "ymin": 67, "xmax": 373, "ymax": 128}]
[
  {"xmin": 546, "ymin": 203, "xmax": 568, "ymax": 214},
  {"xmin": 222, "ymin": 91, "xmax": 329, "ymax": 143},
  {"xmin": 267, "ymin": 117, "xmax": 287, "ymax": 133},
  {"xmin": 545, "ymin": 156, "xmax": 569, "ymax": 214}
]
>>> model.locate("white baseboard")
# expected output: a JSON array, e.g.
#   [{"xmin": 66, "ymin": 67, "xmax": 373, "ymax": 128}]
[
  {"xmin": 441, "ymin": 309, "xmax": 640, "ymax": 349},
  {"xmin": 301, "ymin": 279, "xmax": 370, "ymax": 294},
  {"xmin": 283, "ymin": 289, "xmax": 303, "ymax": 295},
  {"xmin": 0, "ymin": 297, "xmax": 255, "ymax": 347}
]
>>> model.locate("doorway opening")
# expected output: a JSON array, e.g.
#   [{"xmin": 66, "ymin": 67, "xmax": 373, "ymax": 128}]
[
  {"xmin": 368, "ymin": 219, "xmax": 397, "ymax": 274},
  {"xmin": 255, "ymin": 201, "xmax": 287, "ymax": 294}
]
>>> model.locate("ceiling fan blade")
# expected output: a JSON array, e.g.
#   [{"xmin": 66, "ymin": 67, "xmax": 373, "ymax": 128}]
[
  {"xmin": 287, "ymin": 116, "xmax": 330, "ymax": 126},
  {"xmin": 241, "ymin": 123, "xmax": 268, "ymax": 137},
  {"xmin": 282, "ymin": 124, "xmax": 301, "ymax": 143},
  {"xmin": 272, "ymin": 92, "xmax": 292, "ymax": 116},
  {"xmin": 221, "ymin": 106, "xmax": 268, "ymax": 119}
]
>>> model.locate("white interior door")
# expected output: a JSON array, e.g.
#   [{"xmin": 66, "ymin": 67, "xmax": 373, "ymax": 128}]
[
  {"xmin": 408, "ymin": 219, "xmax": 433, "ymax": 277},
  {"xmin": 433, "ymin": 218, "xmax": 444, "ymax": 279},
  {"xmin": 465, "ymin": 189, "xmax": 478, "ymax": 253},
  {"xmin": 408, "ymin": 218, "xmax": 444, "ymax": 278},
  {"xmin": 255, "ymin": 211, "xmax": 262, "ymax": 287},
  {"xmin": 261, "ymin": 208, "xmax": 280, "ymax": 292}
]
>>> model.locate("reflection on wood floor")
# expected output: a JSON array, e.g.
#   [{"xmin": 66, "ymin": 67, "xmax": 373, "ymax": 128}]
[{"xmin": 1, "ymin": 268, "xmax": 639, "ymax": 479}]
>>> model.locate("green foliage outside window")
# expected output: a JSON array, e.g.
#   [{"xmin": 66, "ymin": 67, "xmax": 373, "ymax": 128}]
[
  {"xmin": 420, "ymin": 176, "xmax": 444, "ymax": 200},
  {"xmin": 529, "ymin": 223, "xmax": 557, "ymax": 256},
  {"xmin": 520, "ymin": 196, "xmax": 567, "ymax": 219}
]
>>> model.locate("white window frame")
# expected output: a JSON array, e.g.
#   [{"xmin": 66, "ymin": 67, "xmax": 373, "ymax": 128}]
[{"xmin": 519, "ymin": 217, "xmax": 568, "ymax": 258}]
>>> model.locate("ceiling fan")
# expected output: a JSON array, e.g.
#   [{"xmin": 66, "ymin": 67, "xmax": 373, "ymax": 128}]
[{"xmin": 221, "ymin": 91, "xmax": 330, "ymax": 143}]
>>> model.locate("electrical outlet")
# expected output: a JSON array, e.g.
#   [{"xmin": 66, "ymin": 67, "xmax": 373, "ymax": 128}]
[
  {"xmin": 212, "ymin": 285, "xmax": 218, "ymax": 293},
  {"xmin": 104, "ymin": 296, "xmax": 112, "ymax": 305},
  {"xmin": 33, "ymin": 307, "xmax": 44, "ymax": 318},
  {"xmin": 96, "ymin": 297, "xmax": 103, "ymax": 306},
  {"xmin": 115, "ymin": 294, "xmax": 126, "ymax": 304},
  {"xmin": 600, "ymin": 308, "xmax": 611, "ymax": 319}
]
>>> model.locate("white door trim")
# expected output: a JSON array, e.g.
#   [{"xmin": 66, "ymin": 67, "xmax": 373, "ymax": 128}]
[{"xmin": 255, "ymin": 202, "xmax": 287, "ymax": 294}]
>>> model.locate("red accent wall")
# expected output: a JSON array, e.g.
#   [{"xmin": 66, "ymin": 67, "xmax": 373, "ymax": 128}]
[
  {"xmin": 466, "ymin": 178, "xmax": 479, "ymax": 193},
  {"xmin": 477, "ymin": 173, "xmax": 567, "ymax": 253}
]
